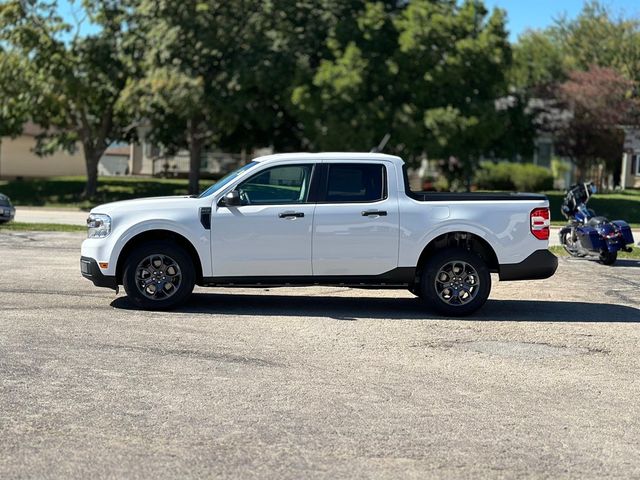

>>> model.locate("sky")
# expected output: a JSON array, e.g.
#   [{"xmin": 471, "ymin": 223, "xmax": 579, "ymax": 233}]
[
  {"xmin": 484, "ymin": 0, "xmax": 640, "ymax": 40},
  {"xmin": 57, "ymin": 0, "xmax": 640, "ymax": 42}
]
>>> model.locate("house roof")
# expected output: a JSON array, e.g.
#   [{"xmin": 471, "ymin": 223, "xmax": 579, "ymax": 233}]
[
  {"xmin": 21, "ymin": 122, "xmax": 48, "ymax": 136},
  {"xmin": 104, "ymin": 145, "xmax": 131, "ymax": 156}
]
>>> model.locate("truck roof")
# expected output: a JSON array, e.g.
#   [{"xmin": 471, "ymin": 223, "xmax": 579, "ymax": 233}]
[{"xmin": 253, "ymin": 152, "xmax": 404, "ymax": 164}]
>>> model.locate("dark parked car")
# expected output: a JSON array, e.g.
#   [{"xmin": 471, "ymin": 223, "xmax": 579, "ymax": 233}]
[{"xmin": 0, "ymin": 194, "xmax": 15, "ymax": 224}]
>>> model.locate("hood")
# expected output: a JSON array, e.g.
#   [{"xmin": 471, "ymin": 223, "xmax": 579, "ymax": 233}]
[{"xmin": 90, "ymin": 195, "xmax": 197, "ymax": 215}]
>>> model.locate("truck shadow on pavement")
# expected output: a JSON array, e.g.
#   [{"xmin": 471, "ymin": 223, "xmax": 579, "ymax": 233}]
[
  {"xmin": 566, "ymin": 257, "xmax": 640, "ymax": 268},
  {"xmin": 611, "ymin": 259, "xmax": 640, "ymax": 267},
  {"xmin": 112, "ymin": 293, "xmax": 640, "ymax": 322}
]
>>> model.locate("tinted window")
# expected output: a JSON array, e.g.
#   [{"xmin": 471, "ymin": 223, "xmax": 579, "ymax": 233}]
[
  {"xmin": 325, "ymin": 164, "xmax": 386, "ymax": 202},
  {"xmin": 238, "ymin": 164, "xmax": 313, "ymax": 205},
  {"xmin": 198, "ymin": 161, "xmax": 258, "ymax": 198}
]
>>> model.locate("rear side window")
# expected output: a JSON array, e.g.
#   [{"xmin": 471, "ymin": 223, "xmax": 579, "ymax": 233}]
[{"xmin": 325, "ymin": 164, "xmax": 386, "ymax": 203}]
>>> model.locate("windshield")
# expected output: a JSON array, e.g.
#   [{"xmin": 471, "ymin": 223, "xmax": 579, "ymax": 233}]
[{"xmin": 198, "ymin": 161, "xmax": 258, "ymax": 198}]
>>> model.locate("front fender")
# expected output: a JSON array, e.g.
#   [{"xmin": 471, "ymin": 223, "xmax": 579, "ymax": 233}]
[{"xmin": 110, "ymin": 220, "xmax": 210, "ymax": 276}]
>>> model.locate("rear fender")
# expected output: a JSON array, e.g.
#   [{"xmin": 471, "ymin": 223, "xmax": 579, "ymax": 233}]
[{"xmin": 612, "ymin": 220, "xmax": 635, "ymax": 245}]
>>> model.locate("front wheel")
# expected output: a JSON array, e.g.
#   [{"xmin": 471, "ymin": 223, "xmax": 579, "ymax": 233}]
[
  {"xmin": 419, "ymin": 248, "xmax": 491, "ymax": 317},
  {"xmin": 599, "ymin": 250, "xmax": 617, "ymax": 265},
  {"xmin": 560, "ymin": 230, "xmax": 583, "ymax": 257},
  {"xmin": 123, "ymin": 241, "xmax": 195, "ymax": 310}
]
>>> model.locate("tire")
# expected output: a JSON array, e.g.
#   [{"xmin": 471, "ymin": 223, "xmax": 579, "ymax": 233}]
[
  {"xmin": 123, "ymin": 240, "xmax": 195, "ymax": 310},
  {"xmin": 419, "ymin": 247, "xmax": 491, "ymax": 317},
  {"xmin": 560, "ymin": 230, "xmax": 585, "ymax": 257},
  {"xmin": 599, "ymin": 250, "xmax": 617, "ymax": 265},
  {"xmin": 560, "ymin": 231, "xmax": 575, "ymax": 256}
]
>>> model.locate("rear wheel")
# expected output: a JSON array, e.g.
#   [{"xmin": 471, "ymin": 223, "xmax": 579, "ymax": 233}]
[
  {"xmin": 420, "ymin": 248, "xmax": 491, "ymax": 317},
  {"xmin": 123, "ymin": 241, "xmax": 195, "ymax": 310},
  {"xmin": 599, "ymin": 250, "xmax": 617, "ymax": 265}
]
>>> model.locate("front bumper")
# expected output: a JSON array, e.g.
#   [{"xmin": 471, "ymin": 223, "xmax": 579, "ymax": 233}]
[
  {"xmin": 0, "ymin": 206, "xmax": 15, "ymax": 222},
  {"xmin": 499, "ymin": 249, "xmax": 558, "ymax": 281},
  {"xmin": 81, "ymin": 256, "xmax": 118, "ymax": 290}
]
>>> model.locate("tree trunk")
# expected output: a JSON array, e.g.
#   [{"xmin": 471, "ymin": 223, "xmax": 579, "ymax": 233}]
[
  {"xmin": 574, "ymin": 157, "xmax": 588, "ymax": 183},
  {"xmin": 82, "ymin": 145, "xmax": 101, "ymax": 199},
  {"xmin": 188, "ymin": 121, "xmax": 204, "ymax": 195}
]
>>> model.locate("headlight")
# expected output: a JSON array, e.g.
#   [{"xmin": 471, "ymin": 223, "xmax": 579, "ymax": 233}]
[{"xmin": 87, "ymin": 213, "xmax": 112, "ymax": 238}]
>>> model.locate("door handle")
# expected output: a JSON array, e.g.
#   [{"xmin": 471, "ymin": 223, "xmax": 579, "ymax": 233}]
[
  {"xmin": 362, "ymin": 210, "xmax": 387, "ymax": 217},
  {"xmin": 278, "ymin": 212, "xmax": 305, "ymax": 219}
]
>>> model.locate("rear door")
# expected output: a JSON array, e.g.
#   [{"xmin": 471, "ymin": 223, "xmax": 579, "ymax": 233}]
[
  {"xmin": 211, "ymin": 162, "xmax": 317, "ymax": 277},
  {"xmin": 312, "ymin": 161, "xmax": 400, "ymax": 276}
]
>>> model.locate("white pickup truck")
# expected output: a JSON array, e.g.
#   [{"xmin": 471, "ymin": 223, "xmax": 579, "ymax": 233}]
[{"xmin": 81, "ymin": 153, "xmax": 557, "ymax": 316}]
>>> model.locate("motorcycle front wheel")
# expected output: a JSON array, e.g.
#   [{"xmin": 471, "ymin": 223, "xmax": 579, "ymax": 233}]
[
  {"xmin": 560, "ymin": 231, "xmax": 584, "ymax": 257},
  {"xmin": 599, "ymin": 250, "xmax": 617, "ymax": 265}
]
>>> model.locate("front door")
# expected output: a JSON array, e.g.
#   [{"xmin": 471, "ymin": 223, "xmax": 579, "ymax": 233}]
[
  {"xmin": 312, "ymin": 162, "xmax": 400, "ymax": 276},
  {"xmin": 211, "ymin": 163, "xmax": 316, "ymax": 277}
]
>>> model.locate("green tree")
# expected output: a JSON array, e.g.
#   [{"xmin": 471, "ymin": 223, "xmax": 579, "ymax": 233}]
[
  {"xmin": 217, "ymin": 0, "xmax": 360, "ymax": 154},
  {"xmin": 554, "ymin": 1, "xmax": 640, "ymax": 85},
  {"xmin": 510, "ymin": 31, "xmax": 566, "ymax": 92},
  {"xmin": 291, "ymin": 1, "xmax": 404, "ymax": 152},
  {"xmin": 0, "ymin": 0, "xmax": 138, "ymax": 198},
  {"xmin": 394, "ymin": 0, "xmax": 512, "ymax": 188},
  {"xmin": 125, "ymin": 0, "xmax": 281, "ymax": 195},
  {"xmin": 0, "ymin": 51, "xmax": 33, "ymax": 138},
  {"xmin": 292, "ymin": 0, "xmax": 512, "ymax": 190}
]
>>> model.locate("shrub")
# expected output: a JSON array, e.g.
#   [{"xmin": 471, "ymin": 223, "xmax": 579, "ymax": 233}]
[{"xmin": 475, "ymin": 162, "xmax": 553, "ymax": 192}]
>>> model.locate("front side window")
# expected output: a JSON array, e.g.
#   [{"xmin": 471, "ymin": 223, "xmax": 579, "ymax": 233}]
[
  {"xmin": 199, "ymin": 161, "xmax": 258, "ymax": 198},
  {"xmin": 325, "ymin": 163, "xmax": 386, "ymax": 203},
  {"xmin": 238, "ymin": 164, "xmax": 313, "ymax": 205}
]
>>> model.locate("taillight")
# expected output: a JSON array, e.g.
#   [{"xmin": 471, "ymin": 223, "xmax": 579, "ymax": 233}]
[{"xmin": 530, "ymin": 207, "xmax": 550, "ymax": 240}]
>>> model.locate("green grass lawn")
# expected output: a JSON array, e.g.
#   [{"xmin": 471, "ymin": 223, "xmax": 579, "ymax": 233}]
[{"xmin": 0, "ymin": 222, "xmax": 86, "ymax": 233}]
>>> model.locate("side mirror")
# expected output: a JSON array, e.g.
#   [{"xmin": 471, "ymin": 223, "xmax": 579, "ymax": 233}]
[{"xmin": 219, "ymin": 190, "xmax": 241, "ymax": 207}]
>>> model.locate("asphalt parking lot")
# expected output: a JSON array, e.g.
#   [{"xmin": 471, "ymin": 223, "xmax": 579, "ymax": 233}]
[{"xmin": 1, "ymin": 231, "xmax": 639, "ymax": 479}]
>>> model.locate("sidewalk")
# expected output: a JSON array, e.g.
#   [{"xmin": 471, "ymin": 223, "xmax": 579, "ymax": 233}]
[{"xmin": 14, "ymin": 207, "xmax": 88, "ymax": 226}]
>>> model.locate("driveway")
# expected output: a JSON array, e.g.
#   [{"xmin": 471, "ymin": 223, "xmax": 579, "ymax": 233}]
[{"xmin": 1, "ymin": 231, "xmax": 639, "ymax": 479}]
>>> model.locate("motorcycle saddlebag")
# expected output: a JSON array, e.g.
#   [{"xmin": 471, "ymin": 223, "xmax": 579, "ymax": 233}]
[
  {"xmin": 612, "ymin": 220, "xmax": 635, "ymax": 244},
  {"xmin": 576, "ymin": 226, "xmax": 605, "ymax": 250}
]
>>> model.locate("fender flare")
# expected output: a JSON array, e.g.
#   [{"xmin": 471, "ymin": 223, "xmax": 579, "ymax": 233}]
[{"xmin": 109, "ymin": 220, "xmax": 209, "ymax": 279}]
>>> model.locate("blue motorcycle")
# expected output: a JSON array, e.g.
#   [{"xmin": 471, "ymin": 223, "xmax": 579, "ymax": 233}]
[{"xmin": 559, "ymin": 182, "xmax": 634, "ymax": 265}]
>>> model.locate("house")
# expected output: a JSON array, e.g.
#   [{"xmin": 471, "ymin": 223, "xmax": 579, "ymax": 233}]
[
  {"xmin": 0, "ymin": 122, "xmax": 250, "ymax": 179},
  {"xmin": 99, "ymin": 145, "xmax": 133, "ymax": 176},
  {"xmin": 0, "ymin": 122, "xmax": 130, "ymax": 178},
  {"xmin": 621, "ymin": 126, "xmax": 640, "ymax": 189},
  {"xmin": 0, "ymin": 122, "xmax": 86, "ymax": 178}
]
